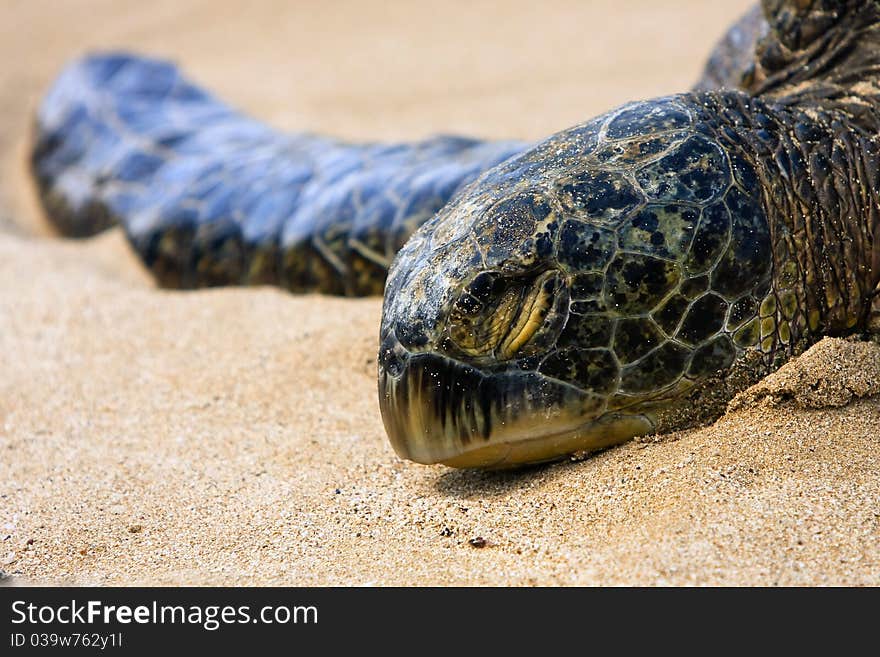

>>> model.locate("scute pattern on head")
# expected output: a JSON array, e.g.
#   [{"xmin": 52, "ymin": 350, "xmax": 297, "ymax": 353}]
[{"xmin": 382, "ymin": 95, "xmax": 773, "ymax": 419}]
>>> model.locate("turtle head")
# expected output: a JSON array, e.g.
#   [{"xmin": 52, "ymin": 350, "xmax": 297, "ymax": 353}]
[
  {"xmin": 376, "ymin": 196, "xmax": 637, "ymax": 468},
  {"xmin": 379, "ymin": 97, "xmax": 772, "ymax": 468}
]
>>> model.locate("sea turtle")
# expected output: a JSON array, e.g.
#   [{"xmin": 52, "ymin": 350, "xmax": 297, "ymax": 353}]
[{"xmin": 32, "ymin": 1, "xmax": 880, "ymax": 468}]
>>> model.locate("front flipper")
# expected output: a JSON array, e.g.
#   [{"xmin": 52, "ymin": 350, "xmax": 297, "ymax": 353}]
[
  {"xmin": 694, "ymin": 3, "xmax": 767, "ymax": 91},
  {"xmin": 33, "ymin": 53, "xmax": 526, "ymax": 295}
]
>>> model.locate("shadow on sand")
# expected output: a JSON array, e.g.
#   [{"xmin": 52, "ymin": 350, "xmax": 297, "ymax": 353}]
[{"xmin": 432, "ymin": 456, "xmax": 595, "ymax": 499}]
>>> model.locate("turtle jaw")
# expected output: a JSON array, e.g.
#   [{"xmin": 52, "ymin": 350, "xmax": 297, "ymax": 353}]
[{"xmin": 377, "ymin": 335, "xmax": 657, "ymax": 469}]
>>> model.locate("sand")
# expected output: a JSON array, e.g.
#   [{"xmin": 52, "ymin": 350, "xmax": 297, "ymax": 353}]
[{"xmin": 1, "ymin": 0, "xmax": 878, "ymax": 586}]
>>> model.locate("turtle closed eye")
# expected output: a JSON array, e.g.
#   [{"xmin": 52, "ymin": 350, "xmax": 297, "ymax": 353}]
[{"xmin": 446, "ymin": 270, "xmax": 568, "ymax": 361}]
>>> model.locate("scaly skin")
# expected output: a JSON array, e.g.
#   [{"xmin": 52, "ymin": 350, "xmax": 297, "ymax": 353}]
[
  {"xmin": 378, "ymin": 0, "xmax": 880, "ymax": 467},
  {"xmin": 31, "ymin": 54, "xmax": 524, "ymax": 295}
]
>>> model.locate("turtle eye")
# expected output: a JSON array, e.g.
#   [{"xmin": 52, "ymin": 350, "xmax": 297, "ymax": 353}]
[
  {"xmin": 449, "ymin": 271, "xmax": 504, "ymax": 317},
  {"xmin": 446, "ymin": 270, "xmax": 569, "ymax": 361},
  {"xmin": 467, "ymin": 271, "xmax": 506, "ymax": 303}
]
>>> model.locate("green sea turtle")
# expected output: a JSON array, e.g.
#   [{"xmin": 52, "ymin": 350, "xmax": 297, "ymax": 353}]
[{"xmin": 33, "ymin": 1, "xmax": 880, "ymax": 468}]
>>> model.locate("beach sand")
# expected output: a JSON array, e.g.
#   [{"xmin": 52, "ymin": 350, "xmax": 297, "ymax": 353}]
[{"xmin": 1, "ymin": 0, "xmax": 877, "ymax": 586}]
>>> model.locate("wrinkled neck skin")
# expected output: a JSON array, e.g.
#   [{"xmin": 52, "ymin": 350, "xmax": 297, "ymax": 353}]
[
  {"xmin": 708, "ymin": 0, "xmax": 880, "ymax": 330},
  {"xmin": 378, "ymin": 1, "xmax": 880, "ymax": 468},
  {"xmin": 751, "ymin": 0, "xmax": 880, "ymax": 96},
  {"xmin": 749, "ymin": 0, "xmax": 880, "ymax": 333}
]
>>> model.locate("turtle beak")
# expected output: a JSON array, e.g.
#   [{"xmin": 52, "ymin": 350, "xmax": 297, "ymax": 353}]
[{"xmin": 377, "ymin": 333, "xmax": 656, "ymax": 468}]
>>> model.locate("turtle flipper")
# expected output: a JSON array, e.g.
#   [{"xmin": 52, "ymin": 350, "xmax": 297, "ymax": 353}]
[
  {"xmin": 33, "ymin": 53, "xmax": 525, "ymax": 294},
  {"xmin": 695, "ymin": 3, "xmax": 767, "ymax": 91}
]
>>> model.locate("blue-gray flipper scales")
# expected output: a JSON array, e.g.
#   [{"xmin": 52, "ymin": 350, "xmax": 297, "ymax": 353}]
[{"xmin": 32, "ymin": 53, "xmax": 525, "ymax": 295}]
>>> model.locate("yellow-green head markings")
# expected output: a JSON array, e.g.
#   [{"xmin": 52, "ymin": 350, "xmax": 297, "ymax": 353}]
[{"xmin": 379, "ymin": 97, "xmax": 767, "ymax": 466}]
